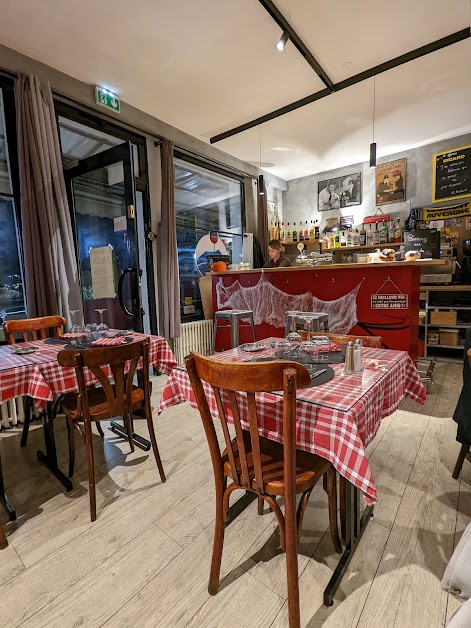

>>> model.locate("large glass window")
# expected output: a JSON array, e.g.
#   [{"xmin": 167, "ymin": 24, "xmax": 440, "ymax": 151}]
[
  {"xmin": 0, "ymin": 86, "xmax": 25, "ymax": 328},
  {"xmin": 175, "ymin": 156, "xmax": 244, "ymax": 321}
]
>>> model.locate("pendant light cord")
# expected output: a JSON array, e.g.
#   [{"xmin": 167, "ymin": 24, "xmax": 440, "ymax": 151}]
[
  {"xmin": 372, "ymin": 75, "xmax": 376, "ymax": 144},
  {"xmin": 259, "ymin": 125, "xmax": 262, "ymax": 169}
]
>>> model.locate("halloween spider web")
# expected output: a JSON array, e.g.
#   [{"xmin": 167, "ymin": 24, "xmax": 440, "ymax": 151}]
[{"xmin": 216, "ymin": 275, "xmax": 363, "ymax": 333}]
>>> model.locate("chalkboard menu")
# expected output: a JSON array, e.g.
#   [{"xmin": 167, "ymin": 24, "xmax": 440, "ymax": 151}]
[
  {"xmin": 433, "ymin": 145, "xmax": 471, "ymax": 202},
  {"xmin": 403, "ymin": 231, "xmax": 440, "ymax": 259}
]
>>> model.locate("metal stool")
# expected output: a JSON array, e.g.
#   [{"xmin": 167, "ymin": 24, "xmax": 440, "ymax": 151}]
[
  {"xmin": 212, "ymin": 310, "xmax": 256, "ymax": 352},
  {"xmin": 285, "ymin": 312, "xmax": 329, "ymax": 336}
]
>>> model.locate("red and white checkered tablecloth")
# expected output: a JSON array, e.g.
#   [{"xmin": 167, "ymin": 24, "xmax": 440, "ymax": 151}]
[
  {"xmin": 0, "ymin": 332, "xmax": 176, "ymax": 408},
  {"xmin": 158, "ymin": 341, "xmax": 426, "ymax": 505}
]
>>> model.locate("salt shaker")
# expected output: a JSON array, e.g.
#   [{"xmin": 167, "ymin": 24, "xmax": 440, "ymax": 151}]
[
  {"xmin": 353, "ymin": 339, "xmax": 364, "ymax": 373},
  {"xmin": 343, "ymin": 341, "xmax": 355, "ymax": 375}
]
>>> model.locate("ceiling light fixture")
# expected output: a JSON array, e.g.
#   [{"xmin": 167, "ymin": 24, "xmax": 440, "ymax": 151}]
[
  {"xmin": 259, "ymin": 126, "xmax": 264, "ymax": 195},
  {"xmin": 276, "ymin": 30, "xmax": 290, "ymax": 51},
  {"xmin": 369, "ymin": 75, "xmax": 377, "ymax": 169}
]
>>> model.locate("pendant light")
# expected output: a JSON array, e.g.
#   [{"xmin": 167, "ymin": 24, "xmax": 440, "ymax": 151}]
[
  {"xmin": 258, "ymin": 126, "xmax": 264, "ymax": 195},
  {"xmin": 277, "ymin": 30, "xmax": 290, "ymax": 51},
  {"xmin": 369, "ymin": 76, "xmax": 377, "ymax": 169}
]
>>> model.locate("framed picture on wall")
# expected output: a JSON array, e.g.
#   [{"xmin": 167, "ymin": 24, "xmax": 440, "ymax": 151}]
[
  {"xmin": 318, "ymin": 172, "xmax": 362, "ymax": 210},
  {"xmin": 376, "ymin": 158, "xmax": 406, "ymax": 205}
]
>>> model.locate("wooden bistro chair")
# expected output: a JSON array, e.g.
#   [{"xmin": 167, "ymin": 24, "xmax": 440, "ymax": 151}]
[
  {"xmin": 186, "ymin": 352, "xmax": 341, "ymax": 628},
  {"xmin": 58, "ymin": 339, "xmax": 166, "ymax": 522},
  {"xmin": 0, "ymin": 522, "xmax": 7, "ymax": 550},
  {"xmin": 299, "ymin": 331, "xmax": 383, "ymax": 348},
  {"xmin": 3, "ymin": 315, "xmax": 66, "ymax": 447}
]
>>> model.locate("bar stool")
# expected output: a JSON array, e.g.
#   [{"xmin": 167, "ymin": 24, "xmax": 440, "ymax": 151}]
[
  {"xmin": 212, "ymin": 310, "xmax": 256, "ymax": 352},
  {"xmin": 285, "ymin": 312, "xmax": 329, "ymax": 336}
]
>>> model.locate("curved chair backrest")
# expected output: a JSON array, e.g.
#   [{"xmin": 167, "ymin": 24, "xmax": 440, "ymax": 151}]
[
  {"xmin": 299, "ymin": 331, "xmax": 383, "ymax": 348},
  {"xmin": 3, "ymin": 315, "xmax": 66, "ymax": 345},
  {"xmin": 185, "ymin": 352, "xmax": 310, "ymax": 493}
]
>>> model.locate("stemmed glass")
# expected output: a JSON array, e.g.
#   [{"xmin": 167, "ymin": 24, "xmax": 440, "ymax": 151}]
[
  {"xmin": 95, "ymin": 308, "xmax": 109, "ymax": 335},
  {"xmin": 285, "ymin": 313, "xmax": 302, "ymax": 356}
]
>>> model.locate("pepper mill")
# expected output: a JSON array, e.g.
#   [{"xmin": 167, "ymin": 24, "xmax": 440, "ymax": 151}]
[{"xmin": 343, "ymin": 341, "xmax": 355, "ymax": 375}]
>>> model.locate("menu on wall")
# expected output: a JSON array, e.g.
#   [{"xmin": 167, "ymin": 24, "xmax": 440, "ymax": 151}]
[
  {"xmin": 90, "ymin": 246, "xmax": 116, "ymax": 299},
  {"xmin": 433, "ymin": 145, "xmax": 471, "ymax": 203},
  {"xmin": 403, "ymin": 231, "xmax": 440, "ymax": 259}
]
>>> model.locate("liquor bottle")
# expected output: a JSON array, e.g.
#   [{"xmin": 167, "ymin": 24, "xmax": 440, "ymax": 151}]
[
  {"xmin": 380, "ymin": 221, "xmax": 388, "ymax": 245},
  {"xmin": 372, "ymin": 223, "xmax": 380, "ymax": 245},
  {"xmin": 286, "ymin": 222, "xmax": 292, "ymax": 242},
  {"xmin": 328, "ymin": 231, "xmax": 335, "ymax": 248},
  {"xmin": 309, "ymin": 220, "xmax": 315, "ymax": 241},
  {"xmin": 347, "ymin": 229, "xmax": 354, "ymax": 247},
  {"xmin": 280, "ymin": 222, "xmax": 285, "ymax": 241},
  {"xmin": 366, "ymin": 223, "xmax": 374, "ymax": 245},
  {"xmin": 353, "ymin": 229, "xmax": 360, "ymax": 246},
  {"xmin": 299, "ymin": 222, "xmax": 304, "ymax": 241},
  {"xmin": 334, "ymin": 230, "xmax": 340, "ymax": 248},
  {"xmin": 388, "ymin": 220, "xmax": 395, "ymax": 243},
  {"xmin": 340, "ymin": 231, "xmax": 347, "ymax": 247},
  {"xmin": 359, "ymin": 223, "xmax": 366, "ymax": 246},
  {"xmin": 304, "ymin": 221, "xmax": 309, "ymax": 241},
  {"xmin": 292, "ymin": 222, "xmax": 298, "ymax": 242},
  {"xmin": 394, "ymin": 218, "xmax": 402, "ymax": 243},
  {"xmin": 314, "ymin": 220, "xmax": 320, "ymax": 241}
]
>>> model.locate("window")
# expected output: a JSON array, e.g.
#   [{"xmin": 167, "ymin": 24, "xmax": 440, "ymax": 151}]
[
  {"xmin": 0, "ymin": 84, "xmax": 25, "ymax": 327},
  {"xmin": 175, "ymin": 155, "xmax": 244, "ymax": 321}
]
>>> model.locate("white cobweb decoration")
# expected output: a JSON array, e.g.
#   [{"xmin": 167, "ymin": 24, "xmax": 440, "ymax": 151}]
[{"xmin": 216, "ymin": 274, "xmax": 363, "ymax": 333}]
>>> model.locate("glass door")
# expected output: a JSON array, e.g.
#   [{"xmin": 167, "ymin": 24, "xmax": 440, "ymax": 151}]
[{"xmin": 64, "ymin": 142, "xmax": 143, "ymax": 332}]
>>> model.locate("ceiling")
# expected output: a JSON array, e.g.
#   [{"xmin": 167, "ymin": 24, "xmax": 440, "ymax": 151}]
[{"xmin": 0, "ymin": 0, "xmax": 470, "ymax": 181}]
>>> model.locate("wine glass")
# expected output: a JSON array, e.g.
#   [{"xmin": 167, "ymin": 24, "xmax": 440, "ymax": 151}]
[
  {"xmin": 285, "ymin": 313, "xmax": 302, "ymax": 356},
  {"xmin": 95, "ymin": 308, "xmax": 109, "ymax": 335},
  {"xmin": 69, "ymin": 310, "xmax": 82, "ymax": 334}
]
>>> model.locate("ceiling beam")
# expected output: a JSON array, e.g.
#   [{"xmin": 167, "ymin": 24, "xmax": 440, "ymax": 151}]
[
  {"xmin": 257, "ymin": 0, "xmax": 334, "ymax": 91},
  {"xmin": 210, "ymin": 27, "xmax": 470, "ymax": 145}
]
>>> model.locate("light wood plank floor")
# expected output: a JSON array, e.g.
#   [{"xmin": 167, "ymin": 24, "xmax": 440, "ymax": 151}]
[{"xmin": 0, "ymin": 362, "xmax": 469, "ymax": 627}]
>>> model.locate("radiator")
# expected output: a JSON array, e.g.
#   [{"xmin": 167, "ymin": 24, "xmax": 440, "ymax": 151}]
[
  {"xmin": 0, "ymin": 397, "xmax": 25, "ymax": 431},
  {"xmin": 174, "ymin": 320, "xmax": 213, "ymax": 365}
]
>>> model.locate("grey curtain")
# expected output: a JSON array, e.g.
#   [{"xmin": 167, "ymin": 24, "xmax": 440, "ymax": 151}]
[
  {"xmin": 257, "ymin": 174, "xmax": 269, "ymax": 263},
  {"xmin": 15, "ymin": 73, "xmax": 81, "ymax": 326},
  {"xmin": 159, "ymin": 139, "xmax": 180, "ymax": 339}
]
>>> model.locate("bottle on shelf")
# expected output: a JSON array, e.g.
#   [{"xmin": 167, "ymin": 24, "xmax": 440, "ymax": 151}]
[
  {"xmin": 340, "ymin": 231, "xmax": 347, "ymax": 247},
  {"xmin": 372, "ymin": 223, "xmax": 381, "ymax": 245},
  {"xmin": 334, "ymin": 230, "xmax": 340, "ymax": 248},
  {"xmin": 299, "ymin": 222, "xmax": 304, "ymax": 241},
  {"xmin": 347, "ymin": 228, "xmax": 354, "ymax": 247},
  {"xmin": 394, "ymin": 218, "xmax": 402, "ymax": 243},
  {"xmin": 292, "ymin": 222, "xmax": 298, "ymax": 242},
  {"xmin": 305, "ymin": 221, "xmax": 309, "ymax": 241},
  {"xmin": 328, "ymin": 231, "xmax": 335, "ymax": 248},
  {"xmin": 353, "ymin": 229, "xmax": 360, "ymax": 247},
  {"xmin": 309, "ymin": 220, "xmax": 315, "ymax": 241},
  {"xmin": 314, "ymin": 220, "xmax": 320, "ymax": 241},
  {"xmin": 286, "ymin": 222, "xmax": 292, "ymax": 242},
  {"xmin": 359, "ymin": 223, "xmax": 366, "ymax": 246},
  {"xmin": 366, "ymin": 223, "xmax": 374, "ymax": 245},
  {"xmin": 388, "ymin": 220, "xmax": 395, "ymax": 243},
  {"xmin": 280, "ymin": 222, "xmax": 285, "ymax": 241},
  {"xmin": 380, "ymin": 221, "xmax": 388, "ymax": 245}
]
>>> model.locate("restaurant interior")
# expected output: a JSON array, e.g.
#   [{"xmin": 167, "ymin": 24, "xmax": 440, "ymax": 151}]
[{"xmin": 1, "ymin": 1, "xmax": 471, "ymax": 627}]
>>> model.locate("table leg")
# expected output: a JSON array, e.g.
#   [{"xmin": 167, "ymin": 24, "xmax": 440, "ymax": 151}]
[
  {"xmin": 323, "ymin": 480, "xmax": 373, "ymax": 607},
  {"xmin": 0, "ymin": 450, "xmax": 16, "ymax": 521},
  {"xmin": 36, "ymin": 402, "xmax": 73, "ymax": 492}
]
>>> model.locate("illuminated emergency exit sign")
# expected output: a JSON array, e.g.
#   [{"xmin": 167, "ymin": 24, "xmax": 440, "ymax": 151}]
[{"xmin": 95, "ymin": 87, "xmax": 120, "ymax": 113}]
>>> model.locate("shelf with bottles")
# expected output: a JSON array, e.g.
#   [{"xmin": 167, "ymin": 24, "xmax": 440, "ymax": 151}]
[
  {"xmin": 281, "ymin": 239, "xmax": 322, "ymax": 246},
  {"xmin": 326, "ymin": 242, "xmax": 403, "ymax": 252}
]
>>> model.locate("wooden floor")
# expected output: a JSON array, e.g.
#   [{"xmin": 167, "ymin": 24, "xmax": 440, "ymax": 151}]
[{"xmin": 0, "ymin": 362, "xmax": 469, "ymax": 627}]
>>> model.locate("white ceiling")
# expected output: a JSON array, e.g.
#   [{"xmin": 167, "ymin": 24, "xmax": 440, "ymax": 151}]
[{"xmin": 0, "ymin": 0, "xmax": 470, "ymax": 181}]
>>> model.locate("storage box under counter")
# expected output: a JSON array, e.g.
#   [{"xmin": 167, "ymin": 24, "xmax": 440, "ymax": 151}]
[{"xmin": 429, "ymin": 310, "xmax": 457, "ymax": 326}]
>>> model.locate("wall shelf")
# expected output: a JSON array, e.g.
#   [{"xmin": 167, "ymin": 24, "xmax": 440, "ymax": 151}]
[{"xmin": 282, "ymin": 242, "xmax": 403, "ymax": 252}]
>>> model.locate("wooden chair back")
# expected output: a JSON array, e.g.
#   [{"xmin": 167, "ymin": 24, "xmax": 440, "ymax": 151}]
[
  {"xmin": 299, "ymin": 331, "xmax": 383, "ymax": 348},
  {"xmin": 3, "ymin": 315, "xmax": 66, "ymax": 345},
  {"xmin": 185, "ymin": 352, "xmax": 310, "ymax": 493},
  {"xmin": 58, "ymin": 339, "xmax": 150, "ymax": 421}
]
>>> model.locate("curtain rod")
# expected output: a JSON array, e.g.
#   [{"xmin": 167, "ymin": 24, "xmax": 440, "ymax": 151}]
[{"xmin": 168, "ymin": 143, "xmax": 257, "ymax": 180}]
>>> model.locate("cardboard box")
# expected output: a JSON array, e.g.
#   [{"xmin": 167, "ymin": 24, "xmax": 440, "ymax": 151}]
[
  {"xmin": 429, "ymin": 310, "xmax": 457, "ymax": 326},
  {"xmin": 427, "ymin": 331, "xmax": 440, "ymax": 345}
]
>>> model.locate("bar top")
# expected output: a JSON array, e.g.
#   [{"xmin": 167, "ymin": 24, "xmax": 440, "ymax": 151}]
[{"xmin": 211, "ymin": 259, "xmax": 446, "ymax": 276}]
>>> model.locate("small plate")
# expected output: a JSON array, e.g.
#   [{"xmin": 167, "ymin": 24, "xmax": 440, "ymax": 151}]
[
  {"xmin": 239, "ymin": 342, "xmax": 265, "ymax": 352},
  {"xmin": 12, "ymin": 347, "xmax": 39, "ymax": 355}
]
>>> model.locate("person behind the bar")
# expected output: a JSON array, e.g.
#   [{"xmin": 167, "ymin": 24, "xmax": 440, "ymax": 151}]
[{"xmin": 263, "ymin": 239, "xmax": 292, "ymax": 268}]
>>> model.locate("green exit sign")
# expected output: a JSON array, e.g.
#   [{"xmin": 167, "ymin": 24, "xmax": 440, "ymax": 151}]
[{"xmin": 95, "ymin": 87, "xmax": 120, "ymax": 113}]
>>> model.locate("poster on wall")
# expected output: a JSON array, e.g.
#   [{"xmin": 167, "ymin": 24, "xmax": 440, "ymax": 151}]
[
  {"xmin": 90, "ymin": 245, "xmax": 116, "ymax": 299},
  {"xmin": 376, "ymin": 158, "xmax": 406, "ymax": 205},
  {"xmin": 433, "ymin": 145, "xmax": 471, "ymax": 203},
  {"xmin": 318, "ymin": 172, "xmax": 361, "ymax": 211}
]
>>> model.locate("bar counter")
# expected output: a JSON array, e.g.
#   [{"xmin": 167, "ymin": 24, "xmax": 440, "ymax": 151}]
[{"xmin": 211, "ymin": 260, "xmax": 445, "ymax": 358}]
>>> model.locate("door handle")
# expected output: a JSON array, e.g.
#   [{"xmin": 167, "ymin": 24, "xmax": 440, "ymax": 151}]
[{"xmin": 118, "ymin": 268, "xmax": 137, "ymax": 316}]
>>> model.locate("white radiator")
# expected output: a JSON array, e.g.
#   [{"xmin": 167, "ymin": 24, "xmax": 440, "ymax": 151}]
[
  {"xmin": 174, "ymin": 320, "xmax": 214, "ymax": 365},
  {"xmin": 0, "ymin": 397, "xmax": 25, "ymax": 430}
]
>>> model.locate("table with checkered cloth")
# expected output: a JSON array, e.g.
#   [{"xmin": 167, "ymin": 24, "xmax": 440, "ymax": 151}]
[
  {"xmin": 158, "ymin": 342, "xmax": 426, "ymax": 505},
  {"xmin": 0, "ymin": 346, "xmax": 53, "ymax": 406},
  {"xmin": 0, "ymin": 332, "xmax": 176, "ymax": 408}
]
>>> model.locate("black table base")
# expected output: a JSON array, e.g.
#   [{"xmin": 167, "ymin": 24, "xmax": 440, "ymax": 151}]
[
  {"xmin": 0, "ymin": 454, "xmax": 16, "ymax": 521},
  {"xmin": 110, "ymin": 419, "xmax": 151, "ymax": 452},
  {"xmin": 36, "ymin": 402, "xmax": 73, "ymax": 492}
]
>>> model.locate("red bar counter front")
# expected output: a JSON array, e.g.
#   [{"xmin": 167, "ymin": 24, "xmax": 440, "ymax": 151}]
[{"xmin": 211, "ymin": 263, "xmax": 421, "ymax": 358}]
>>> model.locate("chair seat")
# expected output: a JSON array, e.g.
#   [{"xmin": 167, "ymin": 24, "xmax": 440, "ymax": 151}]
[
  {"xmin": 62, "ymin": 385, "xmax": 144, "ymax": 422},
  {"xmin": 222, "ymin": 436, "xmax": 331, "ymax": 496}
]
